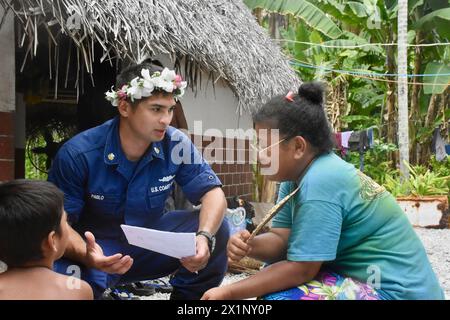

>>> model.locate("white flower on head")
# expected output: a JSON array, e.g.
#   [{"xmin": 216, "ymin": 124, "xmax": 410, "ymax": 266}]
[
  {"xmin": 141, "ymin": 68, "xmax": 151, "ymax": 81},
  {"xmin": 105, "ymin": 90, "xmax": 119, "ymax": 106},
  {"xmin": 161, "ymin": 68, "xmax": 177, "ymax": 82},
  {"xmin": 178, "ymin": 81, "xmax": 187, "ymax": 90},
  {"xmin": 105, "ymin": 67, "xmax": 186, "ymax": 106},
  {"xmin": 142, "ymin": 79, "xmax": 155, "ymax": 96},
  {"xmin": 127, "ymin": 77, "xmax": 143, "ymax": 101},
  {"xmin": 151, "ymin": 77, "xmax": 175, "ymax": 93}
]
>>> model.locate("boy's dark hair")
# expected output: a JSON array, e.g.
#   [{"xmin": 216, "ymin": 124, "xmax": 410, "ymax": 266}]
[
  {"xmin": 252, "ymin": 81, "xmax": 334, "ymax": 155},
  {"xmin": 0, "ymin": 179, "xmax": 64, "ymax": 267}
]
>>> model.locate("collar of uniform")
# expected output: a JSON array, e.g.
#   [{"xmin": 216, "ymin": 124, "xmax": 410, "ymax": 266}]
[
  {"xmin": 149, "ymin": 140, "xmax": 165, "ymax": 160},
  {"xmin": 104, "ymin": 117, "xmax": 166, "ymax": 165},
  {"xmin": 140, "ymin": 140, "xmax": 165, "ymax": 163},
  {"xmin": 103, "ymin": 117, "xmax": 124, "ymax": 165}
]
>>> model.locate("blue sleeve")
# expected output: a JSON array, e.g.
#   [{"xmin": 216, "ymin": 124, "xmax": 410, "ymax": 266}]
[
  {"xmin": 287, "ymin": 200, "xmax": 343, "ymax": 262},
  {"xmin": 271, "ymin": 182, "xmax": 294, "ymax": 228},
  {"xmin": 47, "ymin": 144, "xmax": 87, "ymax": 224},
  {"xmin": 174, "ymin": 136, "xmax": 222, "ymax": 205}
]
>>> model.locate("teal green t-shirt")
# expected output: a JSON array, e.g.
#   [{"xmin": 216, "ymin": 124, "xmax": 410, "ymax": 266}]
[{"xmin": 272, "ymin": 152, "xmax": 444, "ymax": 300}]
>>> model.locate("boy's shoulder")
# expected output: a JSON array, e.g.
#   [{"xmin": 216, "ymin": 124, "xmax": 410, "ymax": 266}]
[
  {"xmin": 51, "ymin": 271, "xmax": 94, "ymax": 300},
  {"xmin": 0, "ymin": 268, "xmax": 92, "ymax": 300}
]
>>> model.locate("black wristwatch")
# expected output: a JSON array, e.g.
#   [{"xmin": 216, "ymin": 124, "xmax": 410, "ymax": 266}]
[{"xmin": 196, "ymin": 231, "xmax": 216, "ymax": 253}]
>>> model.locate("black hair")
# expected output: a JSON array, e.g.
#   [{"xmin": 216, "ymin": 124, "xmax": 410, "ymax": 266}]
[
  {"xmin": 0, "ymin": 179, "xmax": 64, "ymax": 267},
  {"xmin": 252, "ymin": 81, "xmax": 334, "ymax": 155},
  {"xmin": 116, "ymin": 61, "xmax": 163, "ymax": 88}
]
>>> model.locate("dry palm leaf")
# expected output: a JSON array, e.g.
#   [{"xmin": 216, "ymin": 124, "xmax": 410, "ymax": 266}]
[{"xmin": 249, "ymin": 185, "xmax": 300, "ymax": 239}]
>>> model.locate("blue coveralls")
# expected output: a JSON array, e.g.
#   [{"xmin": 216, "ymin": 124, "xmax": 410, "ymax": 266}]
[{"xmin": 48, "ymin": 117, "xmax": 229, "ymax": 299}]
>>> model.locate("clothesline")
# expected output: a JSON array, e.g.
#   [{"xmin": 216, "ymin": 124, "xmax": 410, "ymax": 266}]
[
  {"xmin": 293, "ymin": 67, "xmax": 449, "ymax": 86},
  {"xmin": 276, "ymin": 39, "xmax": 450, "ymax": 48},
  {"xmin": 290, "ymin": 60, "xmax": 450, "ymax": 78}
]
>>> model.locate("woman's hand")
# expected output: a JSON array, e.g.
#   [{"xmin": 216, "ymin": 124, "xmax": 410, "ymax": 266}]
[
  {"xmin": 227, "ymin": 229, "xmax": 252, "ymax": 263},
  {"xmin": 201, "ymin": 286, "xmax": 233, "ymax": 300}
]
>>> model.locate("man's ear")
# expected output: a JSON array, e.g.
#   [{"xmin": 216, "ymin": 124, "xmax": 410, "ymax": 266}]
[
  {"xmin": 292, "ymin": 136, "xmax": 307, "ymax": 160},
  {"xmin": 117, "ymin": 100, "xmax": 131, "ymax": 117}
]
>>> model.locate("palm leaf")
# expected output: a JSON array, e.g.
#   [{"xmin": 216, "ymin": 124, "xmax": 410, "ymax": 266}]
[
  {"xmin": 244, "ymin": 0, "xmax": 342, "ymax": 39},
  {"xmin": 423, "ymin": 62, "xmax": 450, "ymax": 95},
  {"xmin": 414, "ymin": 8, "xmax": 450, "ymax": 38}
]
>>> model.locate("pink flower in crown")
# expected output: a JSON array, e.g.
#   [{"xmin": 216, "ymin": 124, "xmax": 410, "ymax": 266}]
[
  {"xmin": 174, "ymin": 74, "xmax": 183, "ymax": 88},
  {"xmin": 118, "ymin": 85, "xmax": 128, "ymax": 100},
  {"xmin": 285, "ymin": 91, "xmax": 295, "ymax": 102}
]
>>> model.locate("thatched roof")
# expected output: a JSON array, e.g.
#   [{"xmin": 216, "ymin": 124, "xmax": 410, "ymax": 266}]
[{"xmin": 1, "ymin": 0, "xmax": 300, "ymax": 113}]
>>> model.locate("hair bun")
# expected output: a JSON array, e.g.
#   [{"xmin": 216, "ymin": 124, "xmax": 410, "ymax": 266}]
[{"xmin": 297, "ymin": 81, "xmax": 325, "ymax": 105}]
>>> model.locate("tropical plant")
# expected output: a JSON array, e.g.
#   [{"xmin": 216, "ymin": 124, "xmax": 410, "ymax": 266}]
[
  {"xmin": 244, "ymin": 0, "xmax": 450, "ymax": 168},
  {"xmin": 347, "ymin": 141, "xmax": 398, "ymax": 185},
  {"xmin": 384, "ymin": 161, "xmax": 450, "ymax": 197}
]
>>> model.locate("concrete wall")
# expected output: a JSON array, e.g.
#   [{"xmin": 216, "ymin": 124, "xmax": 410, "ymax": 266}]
[
  {"xmin": 0, "ymin": 7, "xmax": 15, "ymax": 113},
  {"xmin": 0, "ymin": 7, "xmax": 15, "ymax": 181},
  {"xmin": 182, "ymin": 77, "xmax": 254, "ymax": 135}
]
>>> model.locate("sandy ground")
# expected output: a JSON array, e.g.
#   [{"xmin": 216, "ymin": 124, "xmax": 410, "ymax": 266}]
[{"xmin": 137, "ymin": 227, "xmax": 450, "ymax": 300}]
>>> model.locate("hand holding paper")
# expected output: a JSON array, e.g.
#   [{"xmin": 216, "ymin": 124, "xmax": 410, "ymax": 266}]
[{"xmin": 120, "ymin": 224, "xmax": 196, "ymax": 259}]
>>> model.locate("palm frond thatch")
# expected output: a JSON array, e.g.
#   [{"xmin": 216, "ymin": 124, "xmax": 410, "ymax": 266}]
[{"xmin": 1, "ymin": 0, "xmax": 300, "ymax": 113}]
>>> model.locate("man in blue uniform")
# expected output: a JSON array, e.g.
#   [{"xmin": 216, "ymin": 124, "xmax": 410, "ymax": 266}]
[{"xmin": 48, "ymin": 62, "xmax": 229, "ymax": 299}]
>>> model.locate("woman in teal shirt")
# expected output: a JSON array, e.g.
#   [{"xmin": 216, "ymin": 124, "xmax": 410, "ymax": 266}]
[{"xmin": 201, "ymin": 82, "xmax": 444, "ymax": 300}]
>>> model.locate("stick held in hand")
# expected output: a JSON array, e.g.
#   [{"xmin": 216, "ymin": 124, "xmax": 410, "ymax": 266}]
[{"xmin": 249, "ymin": 185, "xmax": 300, "ymax": 239}]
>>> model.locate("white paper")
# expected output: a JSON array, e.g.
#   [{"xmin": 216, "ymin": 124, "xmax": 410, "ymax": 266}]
[{"xmin": 120, "ymin": 224, "xmax": 196, "ymax": 259}]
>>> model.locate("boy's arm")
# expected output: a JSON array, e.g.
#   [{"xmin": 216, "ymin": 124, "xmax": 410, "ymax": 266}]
[{"xmin": 202, "ymin": 260, "xmax": 322, "ymax": 300}]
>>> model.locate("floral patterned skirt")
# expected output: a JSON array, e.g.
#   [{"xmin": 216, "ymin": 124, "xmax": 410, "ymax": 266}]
[{"xmin": 259, "ymin": 271, "xmax": 382, "ymax": 300}]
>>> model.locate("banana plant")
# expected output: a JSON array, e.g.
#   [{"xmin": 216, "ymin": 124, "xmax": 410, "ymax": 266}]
[{"xmin": 244, "ymin": 0, "xmax": 449, "ymax": 167}]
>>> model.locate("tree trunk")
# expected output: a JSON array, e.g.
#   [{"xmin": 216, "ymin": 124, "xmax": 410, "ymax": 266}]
[
  {"xmin": 385, "ymin": 30, "xmax": 398, "ymax": 166},
  {"xmin": 409, "ymin": 30, "xmax": 423, "ymax": 164},
  {"xmin": 420, "ymin": 94, "xmax": 439, "ymax": 163},
  {"xmin": 254, "ymin": 8, "xmax": 263, "ymax": 25},
  {"xmin": 397, "ymin": 0, "xmax": 409, "ymax": 180}
]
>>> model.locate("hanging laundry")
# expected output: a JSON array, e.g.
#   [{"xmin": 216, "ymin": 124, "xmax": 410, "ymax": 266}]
[
  {"xmin": 335, "ymin": 132, "xmax": 346, "ymax": 157},
  {"xmin": 348, "ymin": 130, "xmax": 370, "ymax": 153},
  {"xmin": 334, "ymin": 128, "xmax": 375, "ymax": 167},
  {"xmin": 348, "ymin": 130, "xmax": 371, "ymax": 171},
  {"xmin": 432, "ymin": 128, "xmax": 447, "ymax": 162},
  {"xmin": 335, "ymin": 132, "xmax": 342, "ymax": 149},
  {"xmin": 341, "ymin": 131, "xmax": 353, "ymax": 149},
  {"xmin": 367, "ymin": 128, "xmax": 374, "ymax": 148}
]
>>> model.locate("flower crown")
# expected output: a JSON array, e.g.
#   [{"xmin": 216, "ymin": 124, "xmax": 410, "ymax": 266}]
[{"xmin": 105, "ymin": 68, "xmax": 187, "ymax": 106}]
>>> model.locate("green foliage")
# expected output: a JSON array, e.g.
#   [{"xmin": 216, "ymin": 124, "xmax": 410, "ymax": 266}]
[
  {"xmin": 384, "ymin": 160, "xmax": 450, "ymax": 197},
  {"xmin": 347, "ymin": 141, "xmax": 398, "ymax": 185},
  {"xmin": 384, "ymin": 174, "xmax": 409, "ymax": 197},
  {"xmin": 405, "ymin": 161, "xmax": 450, "ymax": 196},
  {"xmin": 244, "ymin": 0, "xmax": 342, "ymax": 38},
  {"xmin": 414, "ymin": 7, "xmax": 450, "ymax": 38},
  {"xmin": 246, "ymin": 0, "xmax": 449, "ymax": 175},
  {"xmin": 25, "ymin": 134, "xmax": 48, "ymax": 180},
  {"xmin": 422, "ymin": 62, "xmax": 450, "ymax": 94}
]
